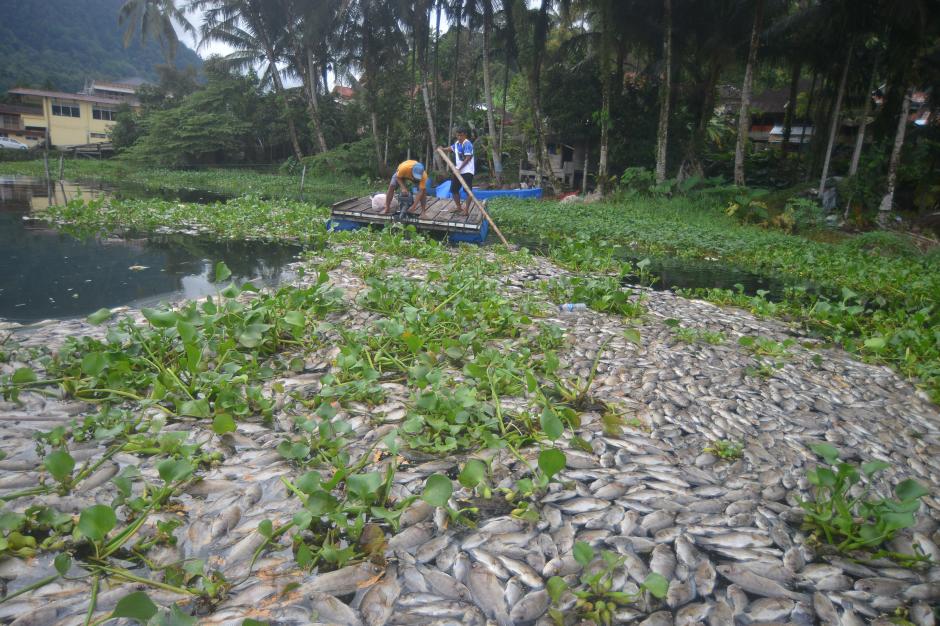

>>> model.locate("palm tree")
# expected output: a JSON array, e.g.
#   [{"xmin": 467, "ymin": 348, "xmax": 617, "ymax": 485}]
[
  {"xmin": 465, "ymin": 0, "xmax": 504, "ymax": 183},
  {"xmin": 191, "ymin": 0, "xmax": 305, "ymax": 160},
  {"xmin": 119, "ymin": 0, "xmax": 195, "ymax": 63}
]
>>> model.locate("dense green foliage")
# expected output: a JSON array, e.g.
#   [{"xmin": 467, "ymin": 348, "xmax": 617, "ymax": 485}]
[{"xmin": 0, "ymin": 0, "xmax": 200, "ymax": 92}]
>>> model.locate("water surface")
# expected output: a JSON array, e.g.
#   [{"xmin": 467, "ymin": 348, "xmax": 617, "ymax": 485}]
[{"xmin": 1, "ymin": 176, "xmax": 300, "ymax": 324}]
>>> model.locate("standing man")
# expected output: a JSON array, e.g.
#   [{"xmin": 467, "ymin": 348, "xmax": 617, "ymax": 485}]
[
  {"xmin": 384, "ymin": 160, "xmax": 428, "ymax": 216},
  {"xmin": 439, "ymin": 128, "xmax": 475, "ymax": 215}
]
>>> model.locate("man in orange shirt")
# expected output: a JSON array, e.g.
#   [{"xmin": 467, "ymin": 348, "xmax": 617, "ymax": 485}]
[{"xmin": 384, "ymin": 160, "xmax": 429, "ymax": 216}]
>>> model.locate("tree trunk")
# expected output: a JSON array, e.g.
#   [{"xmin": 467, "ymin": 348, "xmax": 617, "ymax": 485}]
[
  {"xmin": 582, "ymin": 140, "xmax": 589, "ymax": 194},
  {"xmin": 818, "ymin": 44, "xmax": 853, "ymax": 200},
  {"xmin": 370, "ymin": 109, "xmax": 383, "ymax": 172},
  {"xmin": 878, "ymin": 89, "xmax": 911, "ymax": 225},
  {"xmin": 849, "ymin": 60, "xmax": 877, "ymax": 177},
  {"xmin": 530, "ymin": 0, "xmax": 557, "ymax": 192},
  {"xmin": 499, "ymin": 47, "xmax": 510, "ymax": 159},
  {"xmin": 433, "ymin": 0, "xmax": 441, "ymax": 130},
  {"xmin": 305, "ymin": 51, "xmax": 329, "ymax": 154},
  {"xmin": 734, "ymin": 0, "xmax": 763, "ymax": 187},
  {"xmin": 270, "ymin": 61, "xmax": 303, "ymax": 161},
  {"xmin": 448, "ymin": 1, "xmax": 463, "ymax": 139},
  {"xmin": 678, "ymin": 59, "xmax": 720, "ymax": 180},
  {"xmin": 482, "ymin": 0, "xmax": 502, "ymax": 183},
  {"xmin": 781, "ymin": 60, "xmax": 801, "ymax": 151},
  {"xmin": 655, "ymin": 0, "xmax": 672, "ymax": 183},
  {"xmin": 598, "ymin": 78, "xmax": 610, "ymax": 192},
  {"xmin": 421, "ymin": 81, "xmax": 440, "ymax": 167}
]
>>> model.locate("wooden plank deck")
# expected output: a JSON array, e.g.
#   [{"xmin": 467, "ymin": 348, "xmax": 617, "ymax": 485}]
[{"xmin": 330, "ymin": 196, "xmax": 484, "ymax": 234}]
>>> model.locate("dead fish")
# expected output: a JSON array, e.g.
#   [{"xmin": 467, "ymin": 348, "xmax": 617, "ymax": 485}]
[
  {"xmin": 467, "ymin": 562, "xmax": 511, "ymax": 626},
  {"xmin": 468, "ymin": 548, "xmax": 509, "ymax": 579},
  {"xmin": 696, "ymin": 531, "xmax": 773, "ymax": 549},
  {"xmin": 496, "ymin": 555, "xmax": 543, "ymax": 588},
  {"xmin": 304, "ymin": 562, "xmax": 385, "ymax": 596},
  {"xmin": 666, "ymin": 578, "xmax": 696, "ymax": 608},
  {"xmin": 453, "ymin": 552, "xmax": 471, "ymax": 583},
  {"xmin": 508, "ymin": 589, "xmax": 550, "ymax": 623},
  {"xmin": 812, "ymin": 591, "xmax": 840, "ymax": 625},
  {"xmin": 418, "ymin": 565, "xmax": 472, "ymax": 602},
  {"xmin": 649, "ymin": 544, "xmax": 676, "ymax": 580},
  {"xmin": 717, "ymin": 564, "xmax": 808, "ymax": 602},
  {"xmin": 388, "ymin": 523, "xmax": 433, "ymax": 553},
  {"xmin": 694, "ymin": 559, "xmax": 716, "ymax": 596},
  {"xmin": 675, "ymin": 602, "xmax": 712, "ymax": 625},
  {"xmin": 307, "ymin": 591, "xmax": 364, "ymax": 626},
  {"xmin": 415, "ymin": 534, "xmax": 451, "ymax": 563},
  {"xmin": 743, "ymin": 597, "xmax": 794, "ymax": 622},
  {"xmin": 360, "ymin": 564, "xmax": 401, "ymax": 626}
]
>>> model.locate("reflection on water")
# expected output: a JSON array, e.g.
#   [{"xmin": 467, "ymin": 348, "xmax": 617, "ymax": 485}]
[{"xmin": 1, "ymin": 176, "xmax": 301, "ymax": 324}]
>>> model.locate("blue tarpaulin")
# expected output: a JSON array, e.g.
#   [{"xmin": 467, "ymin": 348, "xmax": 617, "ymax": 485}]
[{"xmin": 434, "ymin": 180, "xmax": 542, "ymax": 200}]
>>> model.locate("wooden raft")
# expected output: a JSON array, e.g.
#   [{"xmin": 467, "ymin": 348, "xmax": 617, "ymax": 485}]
[{"xmin": 329, "ymin": 196, "xmax": 488, "ymax": 239}]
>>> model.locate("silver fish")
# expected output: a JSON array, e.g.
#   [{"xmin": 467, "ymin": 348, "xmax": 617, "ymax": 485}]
[
  {"xmin": 467, "ymin": 562, "xmax": 511, "ymax": 626},
  {"xmin": 717, "ymin": 564, "xmax": 807, "ymax": 601},
  {"xmin": 307, "ymin": 591, "xmax": 364, "ymax": 626},
  {"xmin": 508, "ymin": 589, "xmax": 550, "ymax": 623},
  {"xmin": 360, "ymin": 564, "xmax": 401, "ymax": 626}
]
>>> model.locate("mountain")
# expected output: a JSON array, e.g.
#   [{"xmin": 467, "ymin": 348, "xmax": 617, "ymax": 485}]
[{"xmin": 0, "ymin": 0, "xmax": 202, "ymax": 93}]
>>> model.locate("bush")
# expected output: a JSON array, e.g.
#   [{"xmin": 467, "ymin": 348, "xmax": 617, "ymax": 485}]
[
  {"xmin": 0, "ymin": 148, "xmax": 46, "ymax": 162},
  {"xmin": 289, "ymin": 139, "xmax": 378, "ymax": 179}
]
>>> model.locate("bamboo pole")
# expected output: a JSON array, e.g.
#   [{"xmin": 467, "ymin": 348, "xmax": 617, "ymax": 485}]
[{"xmin": 436, "ymin": 147, "xmax": 509, "ymax": 247}]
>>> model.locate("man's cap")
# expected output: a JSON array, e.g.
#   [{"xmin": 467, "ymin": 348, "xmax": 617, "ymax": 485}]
[{"xmin": 412, "ymin": 162, "xmax": 425, "ymax": 178}]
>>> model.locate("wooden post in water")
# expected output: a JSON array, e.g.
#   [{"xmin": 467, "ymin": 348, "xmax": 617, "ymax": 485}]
[
  {"xmin": 57, "ymin": 154, "xmax": 64, "ymax": 181},
  {"xmin": 299, "ymin": 164, "xmax": 307, "ymax": 200},
  {"xmin": 435, "ymin": 147, "xmax": 509, "ymax": 247}
]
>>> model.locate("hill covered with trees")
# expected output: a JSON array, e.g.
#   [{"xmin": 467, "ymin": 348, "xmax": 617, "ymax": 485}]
[{"xmin": 0, "ymin": 0, "xmax": 201, "ymax": 93}]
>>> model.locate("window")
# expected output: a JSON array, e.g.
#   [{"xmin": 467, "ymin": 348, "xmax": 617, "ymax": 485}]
[
  {"xmin": 52, "ymin": 100, "xmax": 80, "ymax": 117},
  {"xmin": 90, "ymin": 132, "xmax": 108, "ymax": 139},
  {"xmin": 92, "ymin": 107, "xmax": 116, "ymax": 121},
  {"xmin": 0, "ymin": 114, "xmax": 19, "ymax": 128}
]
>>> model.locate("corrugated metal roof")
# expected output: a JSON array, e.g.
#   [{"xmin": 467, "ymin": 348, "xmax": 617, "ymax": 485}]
[{"xmin": 9, "ymin": 88, "xmax": 137, "ymax": 106}]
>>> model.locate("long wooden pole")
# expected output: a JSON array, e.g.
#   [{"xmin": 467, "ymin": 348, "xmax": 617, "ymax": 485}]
[{"xmin": 436, "ymin": 147, "xmax": 509, "ymax": 247}]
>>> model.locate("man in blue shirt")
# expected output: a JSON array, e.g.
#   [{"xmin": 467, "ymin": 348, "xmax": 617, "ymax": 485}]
[{"xmin": 439, "ymin": 128, "xmax": 475, "ymax": 216}]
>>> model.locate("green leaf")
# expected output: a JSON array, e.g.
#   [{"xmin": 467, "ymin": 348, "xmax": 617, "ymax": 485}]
[
  {"xmin": 422, "ymin": 474, "xmax": 453, "ymax": 508},
  {"xmin": 546, "ymin": 576, "xmax": 568, "ymax": 604},
  {"xmin": 292, "ymin": 509, "xmax": 313, "ymax": 530},
  {"xmin": 11, "ymin": 367, "xmax": 37, "ymax": 384},
  {"xmin": 347, "ymin": 472, "xmax": 383, "ymax": 501},
  {"xmin": 142, "ymin": 308, "xmax": 178, "ymax": 329},
  {"xmin": 295, "ymin": 471, "xmax": 322, "ymax": 494},
  {"xmin": 573, "ymin": 541, "xmax": 594, "ymax": 567},
  {"xmin": 623, "ymin": 328, "xmax": 642, "ymax": 345},
  {"xmin": 214, "ymin": 262, "xmax": 232, "ymax": 283},
  {"xmin": 176, "ymin": 320, "xmax": 197, "ymax": 343},
  {"xmin": 77, "ymin": 505, "xmax": 117, "ymax": 542},
  {"xmin": 86, "ymin": 308, "xmax": 112, "ymax": 325},
  {"xmin": 283, "ymin": 311, "xmax": 305, "ymax": 328},
  {"xmin": 895, "ymin": 479, "xmax": 928, "ymax": 502},
  {"xmin": 53, "ymin": 553, "xmax": 71, "ymax": 576},
  {"xmin": 642, "ymin": 572, "xmax": 669, "ymax": 599},
  {"xmin": 111, "ymin": 591, "xmax": 158, "ymax": 621},
  {"xmin": 538, "ymin": 448, "xmax": 566, "ymax": 480},
  {"xmin": 150, "ymin": 605, "xmax": 197, "ymax": 626},
  {"xmin": 81, "ymin": 352, "xmax": 107, "ymax": 376},
  {"xmin": 861, "ymin": 460, "xmax": 890, "ymax": 477},
  {"xmin": 178, "ymin": 399, "xmax": 210, "ymax": 418},
  {"xmin": 540, "ymin": 407, "xmax": 564, "ymax": 441},
  {"xmin": 243, "ymin": 620, "xmax": 271, "ymax": 626},
  {"xmin": 157, "ymin": 459, "xmax": 194, "ymax": 484},
  {"xmin": 212, "ymin": 414, "xmax": 236, "ymax": 435},
  {"xmin": 458, "ymin": 459, "xmax": 487, "ymax": 489},
  {"xmin": 258, "ymin": 519, "xmax": 274, "ymax": 538},
  {"xmin": 809, "ymin": 442, "xmax": 840, "ymax": 464},
  {"xmin": 863, "ymin": 337, "xmax": 887, "ymax": 351},
  {"xmin": 44, "ymin": 450, "xmax": 75, "ymax": 483}
]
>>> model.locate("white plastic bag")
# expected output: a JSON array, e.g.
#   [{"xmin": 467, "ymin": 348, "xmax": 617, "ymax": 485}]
[{"xmin": 372, "ymin": 194, "xmax": 399, "ymax": 212}]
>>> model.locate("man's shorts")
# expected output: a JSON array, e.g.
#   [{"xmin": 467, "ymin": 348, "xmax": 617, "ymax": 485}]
[{"xmin": 450, "ymin": 173, "xmax": 473, "ymax": 197}]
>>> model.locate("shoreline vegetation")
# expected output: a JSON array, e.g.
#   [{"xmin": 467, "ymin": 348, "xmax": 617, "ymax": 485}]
[{"xmin": 3, "ymin": 160, "xmax": 939, "ymax": 403}]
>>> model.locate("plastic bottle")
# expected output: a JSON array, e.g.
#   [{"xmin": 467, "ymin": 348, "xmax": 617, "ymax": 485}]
[{"xmin": 558, "ymin": 303, "xmax": 587, "ymax": 312}]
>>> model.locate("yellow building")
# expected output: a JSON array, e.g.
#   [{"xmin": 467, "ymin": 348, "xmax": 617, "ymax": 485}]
[{"xmin": 4, "ymin": 82, "xmax": 142, "ymax": 149}]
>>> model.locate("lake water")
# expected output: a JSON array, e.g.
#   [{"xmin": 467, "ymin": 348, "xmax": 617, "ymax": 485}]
[{"xmin": 1, "ymin": 176, "xmax": 301, "ymax": 324}]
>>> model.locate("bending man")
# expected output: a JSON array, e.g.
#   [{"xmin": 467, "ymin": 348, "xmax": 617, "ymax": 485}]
[{"xmin": 384, "ymin": 160, "xmax": 428, "ymax": 216}]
